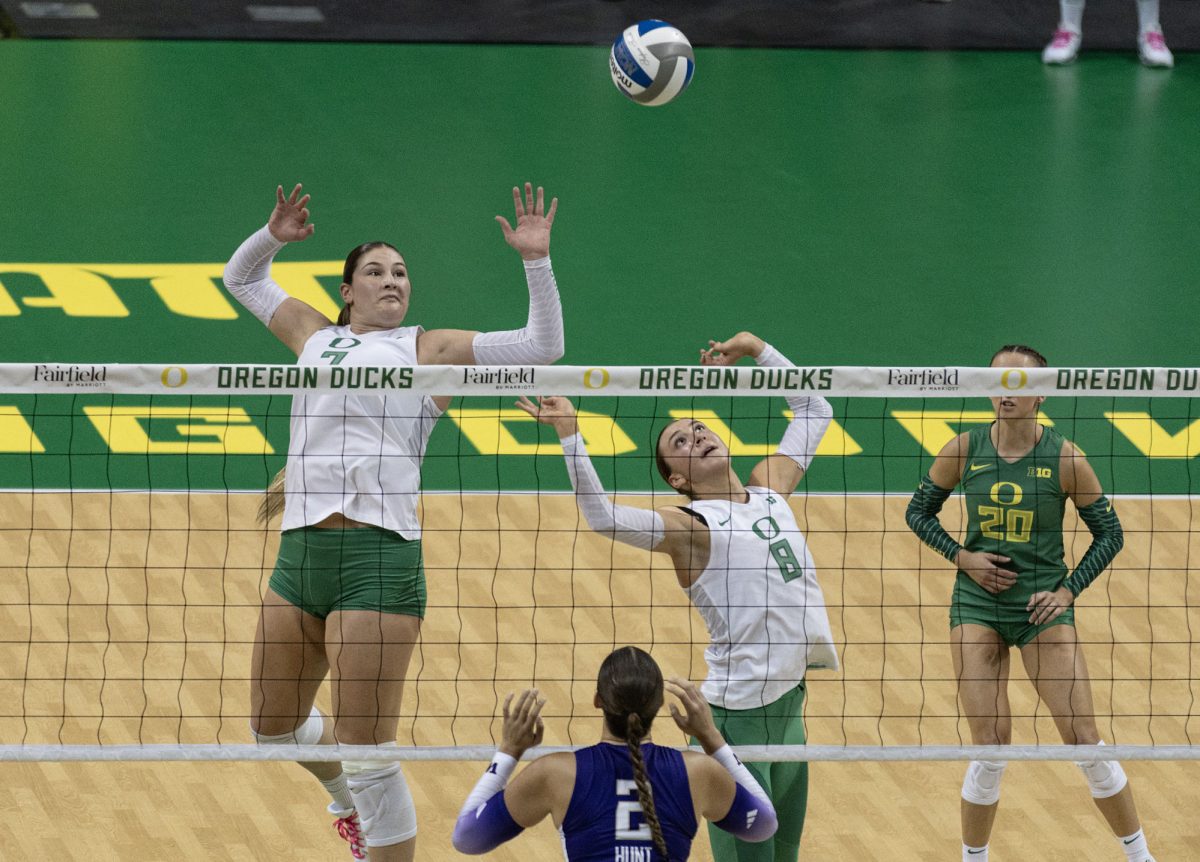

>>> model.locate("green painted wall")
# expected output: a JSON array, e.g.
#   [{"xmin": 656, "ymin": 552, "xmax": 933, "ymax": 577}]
[{"xmin": 1, "ymin": 43, "xmax": 1197, "ymax": 491}]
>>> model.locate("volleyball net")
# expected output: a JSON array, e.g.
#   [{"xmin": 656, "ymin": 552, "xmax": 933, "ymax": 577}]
[{"xmin": 0, "ymin": 362, "xmax": 1197, "ymax": 763}]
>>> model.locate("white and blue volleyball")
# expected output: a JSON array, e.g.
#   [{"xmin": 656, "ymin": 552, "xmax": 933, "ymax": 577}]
[{"xmin": 609, "ymin": 20, "xmax": 694, "ymax": 106}]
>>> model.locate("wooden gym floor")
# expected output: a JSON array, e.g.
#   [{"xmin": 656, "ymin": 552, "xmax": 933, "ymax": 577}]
[{"xmin": 0, "ymin": 492, "xmax": 1196, "ymax": 860}]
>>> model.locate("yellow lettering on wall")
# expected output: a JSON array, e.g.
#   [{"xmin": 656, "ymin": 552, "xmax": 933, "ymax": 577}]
[
  {"xmin": 666, "ymin": 409, "xmax": 861, "ymax": 457},
  {"xmin": 446, "ymin": 409, "xmax": 636, "ymax": 456},
  {"xmin": 1105, "ymin": 412, "xmax": 1200, "ymax": 458},
  {"xmin": 0, "ymin": 407, "xmax": 44, "ymax": 453},
  {"xmin": 0, "ymin": 265, "xmax": 128, "ymax": 317},
  {"xmin": 891, "ymin": 410, "xmax": 1056, "ymax": 456},
  {"xmin": 0, "ymin": 262, "xmax": 343, "ymax": 320},
  {"xmin": 82, "ymin": 406, "xmax": 273, "ymax": 454},
  {"xmin": 93, "ymin": 264, "xmax": 236, "ymax": 320}
]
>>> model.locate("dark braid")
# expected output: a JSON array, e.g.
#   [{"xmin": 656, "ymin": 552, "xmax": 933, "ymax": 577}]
[
  {"xmin": 625, "ymin": 712, "xmax": 669, "ymax": 861},
  {"xmin": 991, "ymin": 344, "xmax": 1048, "ymax": 367},
  {"xmin": 597, "ymin": 647, "xmax": 670, "ymax": 861}
]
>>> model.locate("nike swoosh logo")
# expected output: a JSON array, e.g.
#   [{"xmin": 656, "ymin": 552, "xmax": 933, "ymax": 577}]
[
  {"xmin": 967, "ymin": 851, "xmax": 986, "ymax": 856},
  {"xmin": 1106, "ymin": 503, "xmax": 1113, "ymax": 513},
  {"xmin": 1123, "ymin": 838, "xmax": 1138, "ymax": 845},
  {"xmin": 718, "ymin": 517, "xmax": 731, "ymax": 526},
  {"xmin": 969, "ymin": 463, "xmax": 991, "ymax": 473}
]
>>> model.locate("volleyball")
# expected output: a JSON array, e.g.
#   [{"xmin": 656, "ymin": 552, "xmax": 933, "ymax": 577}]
[{"xmin": 609, "ymin": 20, "xmax": 694, "ymax": 106}]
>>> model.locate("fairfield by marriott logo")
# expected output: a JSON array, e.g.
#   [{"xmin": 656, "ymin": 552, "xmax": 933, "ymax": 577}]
[
  {"xmin": 462, "ymin": 367, "xmax": 535, "ymax": 389},
  {"xmin": 887, "ymin": 367, "xmax": 960, "ymax": 391},
  {"xmin": 32, "ymin": 364, "xmax": 108, "ymax": 388}
]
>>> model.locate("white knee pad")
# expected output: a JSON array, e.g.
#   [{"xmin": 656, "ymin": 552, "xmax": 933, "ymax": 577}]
[
  {"xmin": 1076, "ymin": 742, "xmax": 1128, "ymax": 798},
  {"xmin": 961, "ymin": 760, "xmax": 1007, "ymax": 806},
  {"xmin": 344, "ymin": 753, "xmax": 417, "ymax": 847},
  {"xmin": 249, "ymin": 706, "xmax": 325, "ymax": 745}
]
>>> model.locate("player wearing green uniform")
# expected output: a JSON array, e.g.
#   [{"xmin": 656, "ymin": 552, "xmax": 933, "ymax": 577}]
[{"xmin": 906, "ymin": 345, "xmax": 1155, "ymax": 862}]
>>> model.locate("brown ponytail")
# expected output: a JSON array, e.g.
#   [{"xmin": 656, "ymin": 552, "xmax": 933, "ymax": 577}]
[
  {"xmin": 258, "ymin": 467, "xmax": 286, "ymax": 525},
  {"xmin": 625, "ymin": 712, "xmax": 669, "ymax": 861}
]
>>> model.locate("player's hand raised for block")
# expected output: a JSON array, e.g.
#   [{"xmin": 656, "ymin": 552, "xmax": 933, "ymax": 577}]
[
  {"xmin": 268, "ymin": 184, "xmax": 315, "ymax": 243},
  {"xmin": 665, "ymin": 677, "xmax": 725, "ymax": 754},
  {"xmin": 496, "ymin": 182, "xmax": 558, "ymax": 261},
  {"xmin": 499, "ymin": 688, "xmax": 546, "ymax": 759}
]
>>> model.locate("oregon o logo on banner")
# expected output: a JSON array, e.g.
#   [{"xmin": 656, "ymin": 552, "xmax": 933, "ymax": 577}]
[
  {"xmin": 1000, "ymin": 369, "xmax": 1028, "ymax": 390},
  {"xmin": 583, "ymin": 368, "xmax": 610, "ymax": 389},
  {"xmin": 161, "ymin": 367, "xmax": 189, "ymax": 388}
]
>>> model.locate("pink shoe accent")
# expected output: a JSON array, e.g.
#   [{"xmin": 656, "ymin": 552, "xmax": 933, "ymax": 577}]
[
  {"xmin": 1145, "ymin": 31, "xmax": 1167, "ymax": 51},
  {"xmin": 1051, "ymin": 29, "xmax": 1077, "ymax": 48},
  {"xmin": 334, "ymin": 811, "xmax": 369, "ymax": 860}
]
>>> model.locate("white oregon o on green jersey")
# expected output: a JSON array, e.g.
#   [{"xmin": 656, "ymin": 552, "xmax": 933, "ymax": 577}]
[{"xmin": 685, "ymin": 486, "xmax": 838, "ymax": 710}]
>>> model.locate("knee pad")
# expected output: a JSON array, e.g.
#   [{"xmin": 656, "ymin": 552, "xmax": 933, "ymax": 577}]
[
  {"xmin": 1076, "ymin": 743, "xmax": 1127, "ymax": 799},
  {"xmin": 345, "ymin": 752, "xmax": 417, "ymax": 846},
  {"xmin": 961, "ymin": 760, "xmax": 1007, "ymax": 806},
  {"xmin": 250, "ymin": 706, "xmax": 325, "ymax": 745}
]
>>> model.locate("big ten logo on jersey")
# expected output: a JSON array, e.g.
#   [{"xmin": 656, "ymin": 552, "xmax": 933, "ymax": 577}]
[
  {"xmin": 751, "ymin": 516, "xmax": 804, "ymax": 582},
  {"xmin": 321, "ymin": 336, "xmax": 361, "ymax": 366},
  {"xmin": 978, "ymin": 481, "xmax": 1034, "ymax": 543},
  {"xmin": 1028, "ymin": 466, "xmax": 1052, "ymax": 479}
]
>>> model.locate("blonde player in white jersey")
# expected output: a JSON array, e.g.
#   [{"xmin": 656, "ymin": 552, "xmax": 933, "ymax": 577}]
[
  {"xmin": 517, "ymin": 330, "xmax": 837, "ymax": 862},
  {"xmin": 221, "ymin": 182, "xmax": 563, "ymax": 861}
]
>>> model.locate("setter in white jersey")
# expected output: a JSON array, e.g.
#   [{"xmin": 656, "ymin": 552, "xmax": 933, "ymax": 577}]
[
  {"xmin": 222, "ymin": 183, "xmax": 563, "ymax": 861},
  {"xmin": 518, "ymin": 330, "xmax": 837, "ymax": 862}
]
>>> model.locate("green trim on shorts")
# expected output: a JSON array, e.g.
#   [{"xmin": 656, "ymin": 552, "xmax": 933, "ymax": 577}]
[{"xmin": 269, "ymin": 526, "xmax": 426, "ymax": 619}]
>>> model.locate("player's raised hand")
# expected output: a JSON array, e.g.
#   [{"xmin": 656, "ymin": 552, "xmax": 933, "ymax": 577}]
[
  {"xmin": 665, "ymin": 677, "xmax": 725, "ymax": 754},
  {"xmin": 700, "ymin": 332, "xmax": 767, "ymax": 366},
  {"xmin": 268, "ymin": 184, "xmax": 315, "ymax": 243},
  {"xmin": 515, "ymin": 395, "xmax": 579, "ymax": 438},
  {"xmin": 496, "ymin": 182, "xmax": 558, "ymax": 260},
  {"xmin": 499, "ymin": 688, "xmax": 546, "ymax": 759},
  {"xmin": 956, "ymin": 550, "xmax": 1018, "ymax": 594}
]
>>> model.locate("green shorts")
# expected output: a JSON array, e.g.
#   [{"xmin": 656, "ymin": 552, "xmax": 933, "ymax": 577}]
[
  {"xmin": 950, "ymin": 574, "xmax": 1074, "ymax": 648},
  {"xmin": 268, "ymin": 526, "xmax": 426, "ymax": 619},
  {"xmin": 697, "ymin": 683, "xmax": 809, "ymax": 862}
]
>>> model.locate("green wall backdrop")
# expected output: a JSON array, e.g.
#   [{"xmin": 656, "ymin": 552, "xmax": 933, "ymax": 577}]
[{"xmin": 1, "ymin": 42, "xmax": 1197, "ymax": 491}]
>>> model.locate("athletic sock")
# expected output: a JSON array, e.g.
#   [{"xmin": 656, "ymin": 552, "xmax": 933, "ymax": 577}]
[
  {"xmin": 963, "ymin": 844, "xmax": 988, "ymax": 861},
  {"xmin": 1135, "ymin": 0, "xmax": 1159, "ymax": 33},
  {"xmin": 1118, "ymin": 828, "xmax": 1154, "ymax": 862},
  {"xmin": 1061, "ymin": 0, "xmax": 1085, "ymax": 31},
  {"xmin": 321, "ymin": 772, "xmax": 355, "ymax": 812}
]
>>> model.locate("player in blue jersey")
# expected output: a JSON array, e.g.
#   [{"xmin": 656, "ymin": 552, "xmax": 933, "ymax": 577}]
[{"xmin": 452, "ymin": 646, "xmax": 778, "ymax": 860}]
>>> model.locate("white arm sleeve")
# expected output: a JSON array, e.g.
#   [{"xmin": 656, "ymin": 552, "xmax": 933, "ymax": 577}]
[
  {"xmin": 222, "ymin": 225, "xmax": 290, "ymax": 327},
  {"xmin": 459, "ymin": 752, "xmax": 517, "ymax": 816},
  {"xmin": 756, "ymin": 342, "xmax": 833, "ymax": 472},
  {"xmin": 712, "ymin": 745, "xmax": 772, "ymax": 804},
  {"xmin": 471, "ymin": 257, "xmax": 564, "ymax": 365},
  {"xmin": 561, "ymin": 433, "xmax": 665, "ymax": 551}
]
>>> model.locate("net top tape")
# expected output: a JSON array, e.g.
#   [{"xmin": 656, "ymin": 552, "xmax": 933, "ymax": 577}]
[{"xmin": 2, "ymin": 363, "xmax": 1198, "ymax": 398}]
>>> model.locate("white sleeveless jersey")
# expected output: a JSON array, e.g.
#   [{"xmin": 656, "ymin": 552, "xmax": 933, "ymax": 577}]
[
  {"xmin": 684, "ymin": 486, "xmax": 838, "ymax": 709},
  {"xmin": 280, "ymin": 324, "xmax": 442, "ymax": 538}
]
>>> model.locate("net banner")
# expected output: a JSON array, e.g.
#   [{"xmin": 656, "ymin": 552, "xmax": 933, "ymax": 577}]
[{"xmin": 3, "ymin": 362, "xmax": 1199, "ymax": 397}]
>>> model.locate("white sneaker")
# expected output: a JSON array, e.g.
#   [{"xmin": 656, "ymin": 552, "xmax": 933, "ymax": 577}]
[
  {"xmin": 1139, "ymin": 26, "xmax": 1174, "ymax": 68},
  {"xmin": 1042, "ymin": 27, "xmax": 1082, "ymax": 64}
]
